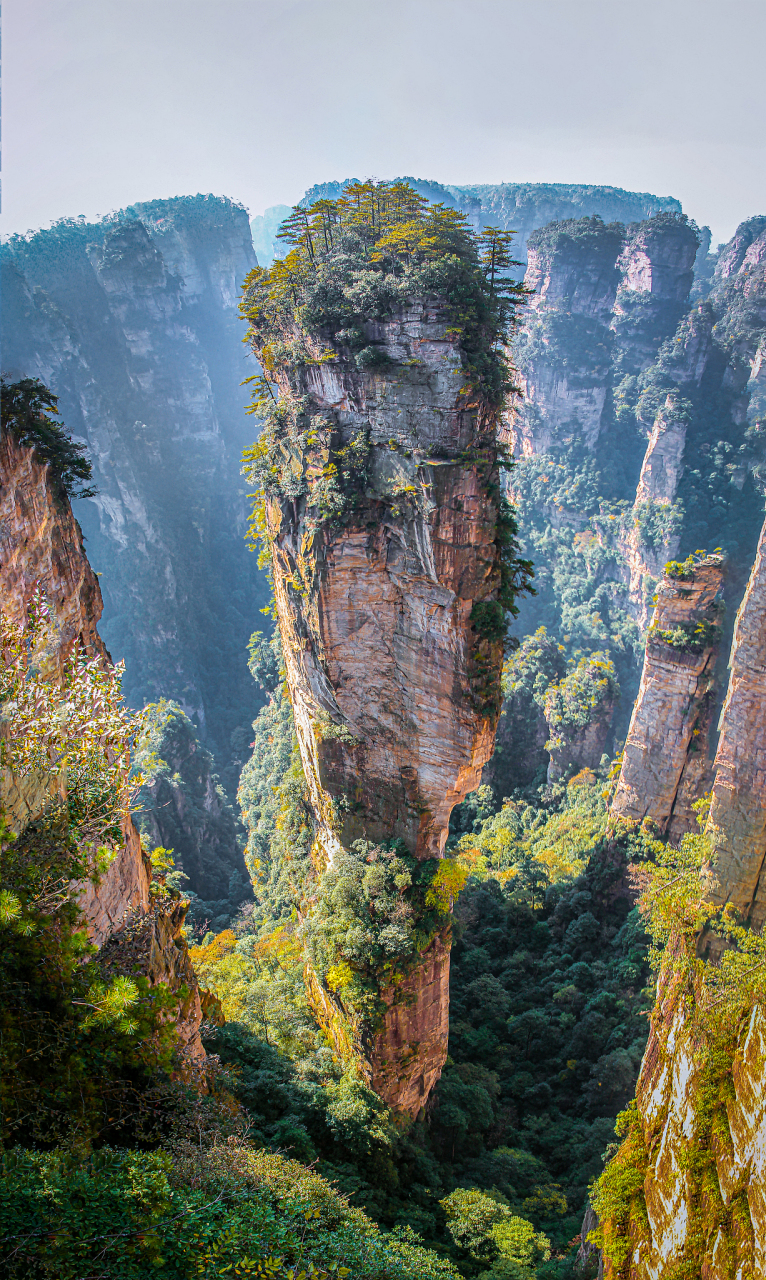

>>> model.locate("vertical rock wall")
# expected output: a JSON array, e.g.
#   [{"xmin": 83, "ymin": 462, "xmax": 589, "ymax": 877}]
[
  {"xmin": 601, "ymin": 519, "xmax": 766, "ymax": 1277},
  {"xmin": 1, "ymin": 196, "xmax": 264, "ymax": 806},
  {"xmin": 702, "ymin": 517, "xmax": 766, "ymax": 928},
  {"xmin": 263, "ymin": 305, "xmax": 506, "ymax": 1114},
  {"xmin": 610, "ymin": 555, "xmax": 724, "ymax": 843},
  {"xmin": 0, "ymin": 429, "xmax": 205, "ymax": 1059}
]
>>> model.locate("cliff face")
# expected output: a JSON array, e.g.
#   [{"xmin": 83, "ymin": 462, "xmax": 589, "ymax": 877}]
[
  {"xmin": 0, "ymin": 428, "xmax": 108, "ymax": 665},
  {"xmin": 599, "ymin": 521, "xmax": 766, "ymax": 1276},
  {"xmin": 503, "ymin": 209, "xmax": 766, "ymax": 756},
  {"xmin": 1, "ymin": 196, "xmax": 266, "ymax": 815},
  {"xmin": 509, "ymin": 213, "xmax": 699, "ymax": 462},
  {"xmin": 0, "ymin": 429, "xmax": 205, "ymax": 1059},
  {"xmin": 701, "ymin": 518, "xmax": 766, "ymax": 929},
  {"xmin": 258, "ymin": 303, "xmax": 506, "ymax": 1114},
  {"xmin": 610, "ymin": 555, "xmax": 724, "ymax": 843}
]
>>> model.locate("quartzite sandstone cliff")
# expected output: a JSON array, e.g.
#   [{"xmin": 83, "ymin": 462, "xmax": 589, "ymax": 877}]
[
  {"xmin": 0, "ymin": 427, "xmax": 205, "ymax": 1058},
  {"xmin": 599, "ymin": 519, "xmax": 766, "ymax": 1276},
  {"xmin": 610, "ymin": 554, "xmax": 724, "ymax": 845},
  {"xmin": 1, "ymin": 196, "xmax": 265, "ymax": 813},
  {"xmin": 257, "ymin": 303, "xmax": 507, "ymax": 1115}
]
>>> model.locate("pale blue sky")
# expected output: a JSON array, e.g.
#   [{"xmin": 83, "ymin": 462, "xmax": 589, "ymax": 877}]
[{"xmin": 3, "ymin": 0, "xmax": 765, "ymax": 244}]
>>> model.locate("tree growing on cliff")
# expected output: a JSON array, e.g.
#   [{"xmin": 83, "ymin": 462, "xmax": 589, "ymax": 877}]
[{"xmin": 0, "ymin": 376, "xmax": 97, "ymax": 500}]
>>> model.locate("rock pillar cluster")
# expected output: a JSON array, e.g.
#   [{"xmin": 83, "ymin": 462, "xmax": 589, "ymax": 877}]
[
  {"xmin": 0, "ymin": 427, "xmax": 205, "ymax": 1059},
  {"xmin": 610, "ymin": 554, "xmax": 724, "ymax": 844},
  {"xmin": 261, "ymin": 305, "xmax": 507, "ymax": 1114},
  {"xmin": 599, "ymin": 519, "xmax": 766, "ymax": 1276}
]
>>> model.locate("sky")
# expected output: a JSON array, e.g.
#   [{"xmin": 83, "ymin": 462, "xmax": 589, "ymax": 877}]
[{"xmin": 3, "ymin": 0, "xmax": 765, "ymax": 246}]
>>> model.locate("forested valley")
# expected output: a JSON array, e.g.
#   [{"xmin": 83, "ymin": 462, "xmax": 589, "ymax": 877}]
[{"xmin": 3, "ymin": 176, "xmax": 766, "ymax": 1279}]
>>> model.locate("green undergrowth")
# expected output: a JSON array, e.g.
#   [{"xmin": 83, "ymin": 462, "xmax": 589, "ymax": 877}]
[
  {"xmin": 1, "ymin": 1144, "xmax": 459, "ymax": 1279},
  {"xmin": 0, "ymin": 377, "xmax": 96, "ymax": 500},
  {"xmin": 201, "ymin": 631, "xmax": 660, "ymax": 1276},
  {"xmin": 591, "ymin": 812, "xmax": 766, "ymax": 1276}
]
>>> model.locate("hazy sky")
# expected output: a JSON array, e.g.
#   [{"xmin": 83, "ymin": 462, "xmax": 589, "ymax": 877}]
[{"xmin": 3, "ymin": 0, "xmax": 765, "ymax": 245}]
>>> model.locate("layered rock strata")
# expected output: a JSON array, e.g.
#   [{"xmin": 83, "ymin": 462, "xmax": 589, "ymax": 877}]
[
  {"xmin": 259, "ymin": 305, "xmax": 506, "ymax": 1114},
  {"xmin": 508, "ymin": 213, "xmax": 699, "ymax": 460},
  {"xmin": 701, "ymin": 517, "xmax": 766, "ymax": 928},
  {"xmin": 610, "ymin": 554, "xmax": 724, "ymax": 843},
  {"xmin": 601, "ymin": 942, "xmax": 766, "ymax": 1277},
  {"xmin": 0, "ymin": 427, "xmax": 108, "ymax": 666},
  {"xmin": 0, "ymin": 428, "xmax": 204, "ymax": 1058},
  {"xmin": 600, "ymin": 522, "xmax": 766, "ymax": 1276}
]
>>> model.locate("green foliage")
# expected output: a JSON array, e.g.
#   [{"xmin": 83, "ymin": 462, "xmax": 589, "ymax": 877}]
[
  {"xmin": 133, "ymin": 699, "xmax": 249, "ymax": 915},
  {"xmin": 0, "ymin": 604, "xmax": 186, "ymax": 1146},
  {"xmin": 542, "ymin": 654, "xmax": 618, "ymax": 752},
  {"xmin": 441, "ymin": 1187, "xmax": 551, "ymax": 1278},
  {"xmin": 649, "ymin": 618, "xmax": 722, "ymax": 652},
  {"xmin": 303, "ymin": 841, "xmax": 464, "ymax": 1027},
  {"xmin": 591, "ymin": 803, "xmax": 766, "ymax": 1275},
  {"xmin": 0, "ymin": 377, "xmax": 96, "ymax": 500},
  {"xmin": 239, "ymin": 182, "xmax": 533, "ymax": 635},
  {"xmin": 0, "ymin": 1144, "xmax": 458, "ymax": 1279},
  {"xmin": 1, "ymin": 593, "xmax": 140, "ymax": 846},
  {"xmin": 241, "ymin": 180, "xmax": 526, "ymax": 408}
]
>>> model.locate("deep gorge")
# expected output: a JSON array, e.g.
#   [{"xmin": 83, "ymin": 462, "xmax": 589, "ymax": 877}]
[{"xmin": 4, "ymin": 176, "xmax": 766, "ymax": 1279}]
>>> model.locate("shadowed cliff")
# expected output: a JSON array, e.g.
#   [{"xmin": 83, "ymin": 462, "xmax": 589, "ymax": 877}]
[{"xmin": 1, "ymin": 196, "xmax": 267, "ymax": 808}]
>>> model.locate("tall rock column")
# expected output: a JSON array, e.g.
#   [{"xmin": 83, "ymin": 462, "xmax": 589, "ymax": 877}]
[
  {"xmin": 240, "ymin": 186, "xmax": 528, "ymax": 1115},
  {"xmin": 0, "ymin": 425, "xmax": 205, "ymax": 1059},
  {"xmin": 261, "ymin": 308, "xmax": 507, "ymax": 1114},
  {"xmin": 610, "ymin": 552, "xmax": 724, "ymax": 843},
  {"xmin": 597, "ymin": 523, "xmax": 766, "ymax": 1277},
  {"xmin": 702, "ymin": 516, "xmax": 766, "ymax": 927}
]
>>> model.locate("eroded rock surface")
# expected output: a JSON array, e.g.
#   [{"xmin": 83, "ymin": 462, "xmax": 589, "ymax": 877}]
[
  {"xmin": 0, "ymin": 428, "xmax": 108, "ymax": 665},
  {"xmin": 611, "ymin": 555, "xmax": 724, "ymax": 843},
  {"xmin": 702, "ymin": 516, "xmax": 766, "ymax": 928},
  {"xmin": 0, "ymin": 428, "xmax": 204, "ymax": 1058},
  {"xmin": 1, "ymin": 196, "xmax": 264, "ymax": 805},
  {"xmin": 261, "ymin": 304, "xmax": 506, "ymax": 1113}
]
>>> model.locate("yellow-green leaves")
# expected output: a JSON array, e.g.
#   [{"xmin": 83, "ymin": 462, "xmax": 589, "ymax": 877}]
[{"xmin": 76, "ymin": 976, "xmax": 140, "ymax": 1035}]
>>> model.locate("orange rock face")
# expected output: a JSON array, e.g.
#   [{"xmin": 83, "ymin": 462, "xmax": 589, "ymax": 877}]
[
  {"xmin": 610, "ymin": 555, "xmax": 724, "ymax": 843},
  {"xmin": 702, "ymin": 517, "xmax": 766, "ymax": 928},
  {"xmin": 0, "ymin": 426, "xmax": 204, "ymax": 1059},
  {"xmin": 261, "ymin": 305, "xmax": 506, "ymax": 1114},
  {"xmin": 600, "ymin": 530, "xmax": 766, "ymax": 1277},
  {"xmin": 0, "ymin": 428, "xmax": 108, "ymax": 664}
]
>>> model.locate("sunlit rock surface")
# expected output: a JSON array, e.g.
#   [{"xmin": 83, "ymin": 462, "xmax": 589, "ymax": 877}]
[
  {"xmin": 0, "ymin": 429, "xmax": 205, "ymax": 1058},
  {"xmin": 611, "ymin": 555, "xmax": 724, "ymax": 843},
  {"xmin": 263, "ymin": 303, "xmax": 506, "ymax": 1114}
]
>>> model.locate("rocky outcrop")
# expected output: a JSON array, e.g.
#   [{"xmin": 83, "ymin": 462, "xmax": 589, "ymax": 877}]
[
  {"xmin": 0, "ymin": 427, "xmax": 108, "ymax": 665},
  {"xmin": 600, "ymin": 526, "xmax": 766, "ymax": 1277},
  {"xmin": 610, "ymin": 555, "xmax": 724, "ymax": 842},
  {"xmin": 1, "ymin": 196, "xmax": 265, "ymax": 806},
  {"xmin": 600, "ymin": 940, "xmax": 766, "ymax": 1279},
  {"xmin": 256, "ymin": 302, "xmax": 507, "ymax": 1114},
  {"xmin": 700, "ymin": 517, "xmax": 766, "ymax": 928},
  {"xmin": 508, "ymin": 213, "xmax": 699, "ymax": 462},
  {"xmin": 509, "ymin": 217, "xmax": 625, "ymax": 456},
  {"xmin": 612, "ymin": 214, "xmax": 699, "ymax": 373},
  {"xmin": 0, "ymin": 430, "xmax": 205, "ymax": 1059}
]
